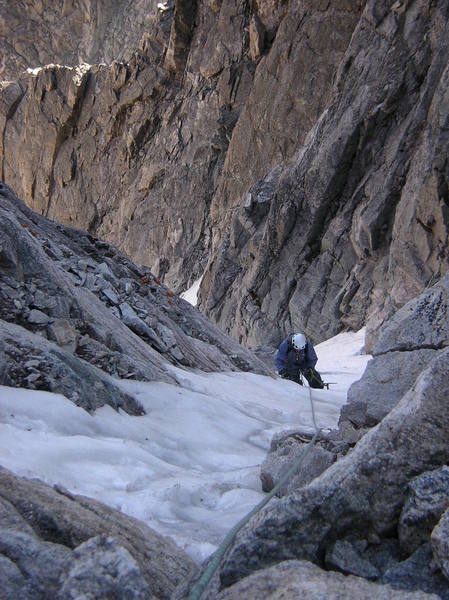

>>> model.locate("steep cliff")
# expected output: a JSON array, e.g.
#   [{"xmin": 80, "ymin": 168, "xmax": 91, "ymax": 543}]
[
  {"xmin": 0, "ymin": 0, "xmax": 172, "ymax": 81},
  {"xmin": 201, "ymin": 0, "xmax": 449, "ymax": 346},
  {"xmin": 1, "ymin": 0, "xmax": 448, "ymax": 348}
]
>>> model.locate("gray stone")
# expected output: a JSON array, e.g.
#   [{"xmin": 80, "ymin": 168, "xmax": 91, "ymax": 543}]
[
  {"xmin": 383, "ymin": 544, "xmax": 449, "ymax": 599},
  {"xmin": 0, "ymin": 554, "xmax": 29, "ymax": 600},
  {"xmin": 47, "ymin": 318, "xmax": 78, "ymax": 352},
  {"xmin": 342, "ymin": 350, "xmax": 438, "ymax": 427},
  {"xmin": 0, "ymin": 186, "xmax": 270, "ymax": 408},
  {"xmin": 214, "ymin": 560, "xmax": 438, "ymax": 600},
  {"xmin": 101, "ymin": 287, "xmax": 120, "ymax": 305},
  {"xmin": 325, "ymin": 539, "xmax": 380, "ymax": 580},
  {"xmin": 341, "ymin": 272, "xmax": 449, "ymax": 429},
  {"xmin": 27, "ymin": 309, "xmax": 51, "ymax": 325},
  {"xmin": 58, "ymin": 535, "xmax": 153, "ymax": 599},
  {"xmin": 260, "ymin": 438, "xmax": 335, "ymax": 495},
  {"xmin": 399, "ymin": 467, "xmax": 449, "ymax": 554},
  {"xmin": 96, "ymin": 262, "xmax": 119, "ymax": 286},
  {"xmin": 373, "ymin": 274, "xmax": 449, "ymax": 356},
  {"xmin": 0, "ymin": 466, "xmax": 197, "ymax": 600},
  {"xmin": 0, "ymin": 319, "xmax": 145, "ymax": 415},
  {"xmin": 0, "ymin": 529, "xmax": 72, "ymax": 597},
  {"xmin": 215, "ymin": 348, "xmax": 449, "ymax": 590},
  {"xmin": 431, "ymin": 507, "xmax": 449, "ymax": 581}
]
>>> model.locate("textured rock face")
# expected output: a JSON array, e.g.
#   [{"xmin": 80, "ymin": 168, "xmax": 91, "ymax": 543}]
[
  {"xmin": 200, "ymin": 0, "xmax": 449, "ymax": 346},
  {"xmin": 0, "ymin": 0, "xmax": 366, "ymax": 340},
  {"xmin": 432, "ymin": 508, "xmax": 449, "ymax": 581},
  {"xmin": 260, "ymin": 431, "xmax": 336, "ymax": 495},
  {"xmin": 0, "ymin": 0, "xmax": 270, "ymax": 295},
  {"xmin": 0, "ymin": 0, "xmax": 171, "ymax": 81},
  {"xmin": 1, "ymin": 1, "xmax": 449, "ymax": 349},
  {"xmin": 342, "ymin": 271, "xmax": 449, "ymax": 428},
  {"xmin": 0, "ymin": 184, "xmax": 269, "ymax": 409},
  {"xmin": 0, "ymin": 466, "xmax": 196, "ymax": 599},
  {"xmin": 399, "ymin": 467, "xmax": 449, "ymax": 555}
]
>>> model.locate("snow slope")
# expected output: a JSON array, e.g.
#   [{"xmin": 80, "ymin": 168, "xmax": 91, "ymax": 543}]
[{"xmin": 0, "ymin": 329, "xmax": 369, "ymax": 562}]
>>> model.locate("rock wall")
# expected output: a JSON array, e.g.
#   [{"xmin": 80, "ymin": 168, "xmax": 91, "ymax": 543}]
[
  {"xmin": 0, "ymin": 0, "xmax": 170, "ymax": 81},
  {"xmin": 1, "ymin": 0, "xmax": 449, "ymax": 348},
  {"xmin": 200, "ymin": 0, "xmax": 449, "ymax": 346},
  {"xmin": 0, "ymin": 0, "xmax": 275, "ymax": 295}
]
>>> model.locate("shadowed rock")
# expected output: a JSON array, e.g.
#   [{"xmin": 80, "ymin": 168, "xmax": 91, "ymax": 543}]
[
  {"xmin": 0, "ymin": 185, "xmax": 270, "ymax": 411},
  {"xmin": 0, "ymin": 466, "xmax": 196, "ymax": 599}
]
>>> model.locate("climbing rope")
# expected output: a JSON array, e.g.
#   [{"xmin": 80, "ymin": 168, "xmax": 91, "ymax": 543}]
[{"xmin": 188, "ymin": 380, "xmax": 321, "ymax": 600}]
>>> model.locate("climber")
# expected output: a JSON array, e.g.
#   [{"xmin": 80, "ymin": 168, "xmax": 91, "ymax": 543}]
[{"xmin": 275, "ymin": 332, "xmax": 325, "ymax": 389}]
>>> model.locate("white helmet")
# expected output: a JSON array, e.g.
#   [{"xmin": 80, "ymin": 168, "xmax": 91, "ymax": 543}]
[{"xmin": 291, "ymin": 333, "xmax": 306, "ymax": 350}]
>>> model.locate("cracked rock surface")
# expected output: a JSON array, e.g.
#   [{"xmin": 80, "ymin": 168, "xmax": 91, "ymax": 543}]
[
  {"xmin": 342, "ymin": 271, "xmax": 449, "ymax": 429},
  {"xmin": 0, "ymin": 184, "xmax": 269, "ymax": 412}
]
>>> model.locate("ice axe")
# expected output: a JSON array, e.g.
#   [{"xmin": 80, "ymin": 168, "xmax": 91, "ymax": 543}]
[{"xmin": 323, "ymin": 381, "xmax": 338, "ymax": 390}]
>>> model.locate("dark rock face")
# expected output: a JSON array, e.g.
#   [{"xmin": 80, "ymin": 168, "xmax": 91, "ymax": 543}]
[
  {"xmin": 0, "ymin": 0, "xmax": 367, "ymax": 346},
  {"xmin": 382, "ymin": 544, "xmax": 449, "ymax": 600},
  {"xmin": 201, "ymin": 0, "xmax": 449, "ymax": 346},
  {"xmin": 0, "ymin": 0, "xmax": 269, "ymax": 297},
  {"xmin": 399, "ymin": 467, "xmax": 449, "ymax": 555},
  {"xmin": 0, "ymin": 466, "xmax": 196, "ymax": 599},
  {"xmin": 214, "ymin": 559, "xmax": 437, "ymax": 600},
  {"xmin": 0, "ymin": 184, "xmax": 269, "ymax": 410},
  {"xmin": 432, "ymin": 507, "xmax": 449, "ymax": 581},
  {"xmin": 260, "ymin": 430, "xmax": 336, "ymax": 495}
]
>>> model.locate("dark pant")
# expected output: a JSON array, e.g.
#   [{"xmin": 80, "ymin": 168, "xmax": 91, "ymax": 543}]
[{"xmin": 284, "ymin": 367, "xmax": 324, "ymax": 389}]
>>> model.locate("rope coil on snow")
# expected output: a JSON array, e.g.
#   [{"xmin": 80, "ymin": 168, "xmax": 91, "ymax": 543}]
[{"xmin": 188, "ymin": 380, "xmax": 321, "ymax": 600}]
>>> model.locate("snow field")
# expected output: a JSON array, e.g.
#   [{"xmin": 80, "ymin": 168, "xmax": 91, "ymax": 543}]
[{"xmin": 0, "ymin": 328, "xmax": 370, "ymax": 562}]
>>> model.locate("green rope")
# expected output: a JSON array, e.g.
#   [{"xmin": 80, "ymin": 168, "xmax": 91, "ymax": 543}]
[{"xmin": 188, "ymin": 383, "xmax": 321, "ymax": 600}]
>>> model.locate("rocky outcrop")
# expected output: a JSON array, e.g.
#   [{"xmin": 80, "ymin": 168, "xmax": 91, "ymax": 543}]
[
  {"xmin": 0, "ymin": 0, "xmax": 368, "ymax": 343},
  {"xmin": 399, "ymin": 467, "xmax": 449, "ymax": 555},
  {"xmin": 260, "ymin": 430, "xmax": 338, "ymax": 495},
  {"xmin": 432, "ymin": 508, "xmax": 449, "ymax": 581},
  {"xmin": 0, "ymin": 466, "xmax": 196, "ymax": 599},
  {"xmin": 1, "ymin": 2, "xmax": 449, "ymax": 349},
  {"xmin": 0, "ymin": 0, "xmax": 278, "ymax": 296},
  {"xmin": 341, "ymin": 270, "xmax": 449, "ymax": 428},
  {"xmin": 0, "ymin": 184, "xmax": 269, "ymax": 410}
]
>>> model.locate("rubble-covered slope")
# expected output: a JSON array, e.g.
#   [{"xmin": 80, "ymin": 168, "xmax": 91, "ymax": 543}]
[{"xmin": 0, "ymin": 183, "xmax": 269, "ymax": 413}]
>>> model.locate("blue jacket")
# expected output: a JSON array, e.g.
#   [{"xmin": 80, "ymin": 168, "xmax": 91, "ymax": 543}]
[{"xmin": 275, "ymin": 334, "xmax": 318, "ymax": 375}]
